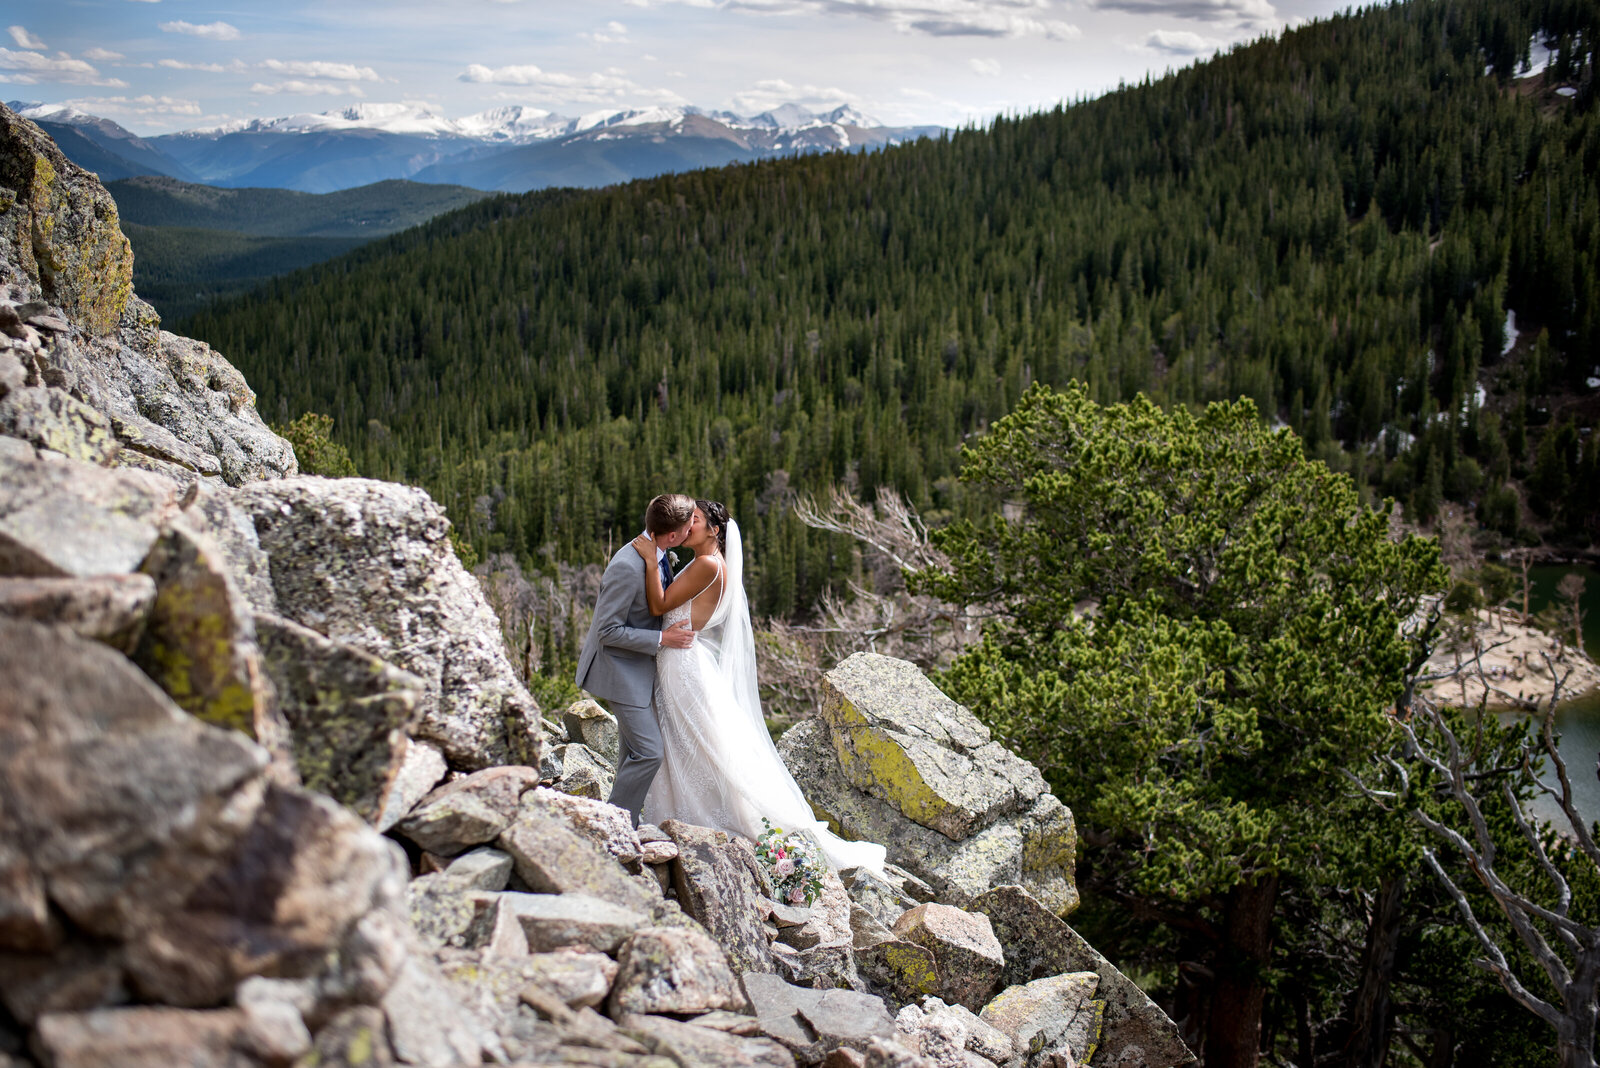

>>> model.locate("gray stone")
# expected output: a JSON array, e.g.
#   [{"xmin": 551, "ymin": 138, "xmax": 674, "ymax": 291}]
[
  {"xmin": 742, "ymin": 971, "xmax": 896, "ymax": 1064},
  {"xmin": 0, "ymin": 452, "xmax": 176, "ymax": 578},
  {"xmin": 818, "ymin": 653, "xmax": 1044, "ymax": 841},
  {"xmin": 895, "ymin": 1000, "xmax": 1013, "ymax": 1064},
  {"xmin": 254, "ymin": 611, "xmax": 424, "ymax": 823},
  {"xmin": 122, "ymin": 784, "xmax": 409, "ymax": 1006},
  {"xmin": 547, "ymin": 742, "xmax": 618, "ymax": 800},
  {"xmin": 841, "ymin": 868, "xmax": 918, "ymax": 931},
  {"xmin": 0, "ymin": 939, "xmax": 126, "ymax": 1024},
  {"xmin": 473, "ymin": 892, "xmax": 647, "ymax": 955},
  {"xmin": 408, "ymin": 875, "xmax": 488, "ymax": 951},
  {"xmin": 978, "ymin": 974, "xmax": 1100, "ymax": 1063},
  {"xmin": 133, "ymin": 518, "xmax": 291, "ymax": 781},
  {"xmin": 85, "ymin": 327, "xmax": 295, "ymax": 487},
  {"xmin": 891, "ymin": 905, "xmax": 1003, "ymax": 1013},
  {"xmin": 0, "ymin": 573, "xmax": 154, "ymax": 652},
  {"xmin": 0, "ymin": 108, "xmax": 132, "ymax": 337},
  {"xmin": 662, "ymin": 821, "xmax": 778, "ymax": 977},
  {"xmin": 0, "ymin": 618, "xmax": 268, "ymax": 949},
  {"xmin": 969, "ymin": 887, "xmax": 1190, "ymax": 1068},
  {"xmin": 521, "ymin": 788, "xmax": 641, "ymax": 864},
  {"xmin": 855, "ymin": 940, "xmax": 939, "ymax": 1012},
  {"xmin": 0, "ymin": 385, "xmax": 118, "ymax": 465},
  {"xmin": 524, "ymin": 948, "xmax": 620, "ymax": 1009},
  {"xmin": 400, "ymin": 766, "xmax": 542, "ymax": 856},
  {"xmin": 642, "ymin": 841, "xmax": 680, "ymax": 865},
  {"xmin": 621, "ymin": 1013, "xmax": 796, "ymax": 1068},
  {"xmin": 231, "ymin": 476, "xmax": 540, "ymax": 770},
  {"xmin": 182, "ymin": 485, "xmax": 274, "ymax": 613},
  {"xmin": 381, "ymin": 955, "xmax": 489, "ymax": 1067},
  {"xmin": 305, "ymin": 1006, "xmax": 395, "ymax": 1067},
  {"xmin": 778, "ymin": 721, "xmax": 1077, "ymax": 917},
  {"xmin": 376, "ymin": 736, "xmax": 449, "ymax": 833},
  {"xmin": 499, "ymin": 801, "xmax": 657, "ymax": 913},
  {"xmin": 564, "ymin": 699, "xmax": 621, "ymax": 766},
  {"xmin": 609, "ymin": 927, "xmax": 748, "ymax": 1016},
  {"xmin": 444, "ymin": 847, "xmax": 516, "ymax": 892},
  {"xmin": 31, "ymin": 1007, "xmax": 269, "ymax": 1068}
]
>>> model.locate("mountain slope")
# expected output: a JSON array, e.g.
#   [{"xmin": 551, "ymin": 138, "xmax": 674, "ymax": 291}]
[
  {"xmin": 111, "ymin": 177, "xmax": 497, "ymax": 318},
  {"xmin": 184, "ymin": 0, "xmax": 1598, "ymax": 615},
  {"xmin": 107, "ymin": 176, "xmax": 493, "ymax": 236},
  {"xmin": 9, "ymin": 103, "xmax": 198, "ymax": 181}
]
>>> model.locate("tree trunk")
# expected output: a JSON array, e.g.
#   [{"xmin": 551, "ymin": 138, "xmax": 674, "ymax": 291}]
[
  {"xmin": 1556, "ymin": 960, "xmax": 1600, "ymax": 1068},
  {"xmin": 1340, "ymin": 873, "xmax": 1405, "ymax": 1068},
  {"xmin": 1205, "ymin": 875, "xmax": 1279, "ymax": 1068}
]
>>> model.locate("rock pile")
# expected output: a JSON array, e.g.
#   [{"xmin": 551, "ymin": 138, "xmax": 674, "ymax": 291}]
[{"xmin": 0, "ymin": 101, "xmax": 1191, "ymax": 1068}]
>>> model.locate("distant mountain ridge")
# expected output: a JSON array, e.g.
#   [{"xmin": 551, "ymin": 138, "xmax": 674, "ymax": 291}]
[{"xmin": 9, "ymin": 100, "xmax": 943, "ymax": 194}]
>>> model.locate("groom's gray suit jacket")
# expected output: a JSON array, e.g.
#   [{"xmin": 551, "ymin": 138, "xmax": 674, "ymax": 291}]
[{"xmin": 574, "ymin": 545, "xmax": 662, "ymax": 707}]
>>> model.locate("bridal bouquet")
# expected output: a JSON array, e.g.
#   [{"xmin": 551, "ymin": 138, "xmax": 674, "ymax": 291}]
[{"xmin": 756, "ymin": 818, "xmax": 825, "ymax": 907}]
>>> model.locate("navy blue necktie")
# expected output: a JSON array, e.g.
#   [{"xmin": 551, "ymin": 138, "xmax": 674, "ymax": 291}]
[{"xmin": 659, "ymin": 554, "xmax": 673, "ymax": 589}]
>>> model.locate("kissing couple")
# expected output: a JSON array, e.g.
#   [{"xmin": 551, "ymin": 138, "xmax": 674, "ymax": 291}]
[{"xmin": 574, "ymin": 493, "xmax": 885, "ymax": 873}]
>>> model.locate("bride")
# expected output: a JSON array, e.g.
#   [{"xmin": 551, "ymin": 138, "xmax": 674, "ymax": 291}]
[{"xmin": 629, "ymin": 499, "xmax": 886, "ymax": 874}]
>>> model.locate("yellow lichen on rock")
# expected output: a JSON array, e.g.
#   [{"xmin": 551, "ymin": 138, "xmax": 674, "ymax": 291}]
[{"xmin": 0, "ymin": 108, "xmax": 134, "ymax": 337}]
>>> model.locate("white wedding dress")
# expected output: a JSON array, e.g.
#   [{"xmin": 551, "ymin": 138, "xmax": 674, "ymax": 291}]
[{"xmin": 641, "ymin": 520, "xmax": 887, "ymax": 874}]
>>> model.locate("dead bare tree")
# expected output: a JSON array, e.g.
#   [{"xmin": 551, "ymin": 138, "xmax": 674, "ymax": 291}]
[
  {"xmin": 1381, "ymin": 659, "xmax": 1600, "ymax": 1068},
  {"xmin": 755, "ymin": 486, "xmax": 983, "ymax": 725}
]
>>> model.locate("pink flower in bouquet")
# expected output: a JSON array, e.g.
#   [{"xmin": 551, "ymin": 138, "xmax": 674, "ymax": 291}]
[
  {"xmin": 788, "ymin": 886, "xmax": 807, "ymax": 904},
  {"xmin": 775, "ymin": 857, "xmax": 796, "ymax": 877}
]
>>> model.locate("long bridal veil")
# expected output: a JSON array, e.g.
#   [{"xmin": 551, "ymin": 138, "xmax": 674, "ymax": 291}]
[{"xmin": 698, "ymin": 519, "xmax": 886, "ymax": 875}]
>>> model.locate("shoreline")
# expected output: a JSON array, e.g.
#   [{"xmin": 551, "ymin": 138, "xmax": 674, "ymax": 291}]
[{"xmin": 1421, "ymin": 608, "xmax": 1600, "ymax": 711}]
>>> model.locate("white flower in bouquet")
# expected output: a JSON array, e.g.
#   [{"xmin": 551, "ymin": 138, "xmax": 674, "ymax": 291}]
[{"xmin": 775, "ymin": 857, "xmax": 796, "ymax": 877}]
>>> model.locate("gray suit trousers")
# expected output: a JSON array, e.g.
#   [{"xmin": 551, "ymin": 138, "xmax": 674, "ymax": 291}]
[{"xmin": 608, "ymin": 697, "xmax": 662, "ymax": 827}]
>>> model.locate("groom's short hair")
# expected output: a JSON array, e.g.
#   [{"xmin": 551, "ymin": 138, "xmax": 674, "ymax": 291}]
[{"xmin": 645, "ymin": 494, "xmax": 696, "ymax": 536}]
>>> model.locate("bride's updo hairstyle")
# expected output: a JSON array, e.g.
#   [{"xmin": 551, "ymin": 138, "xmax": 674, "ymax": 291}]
[{"xmin": 696, "ymin": 499, "xmax": 730, "ymax": 553}]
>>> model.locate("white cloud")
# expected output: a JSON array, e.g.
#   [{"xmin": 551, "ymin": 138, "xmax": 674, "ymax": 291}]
[
  {"xmin": 0, "ymin": 47, "xmax": 126, "ymax": 86},
  {"xmin": 8, "ymin": 26, "xmax": 45, "ymax": 50},
  {"xmin": 714, "ymin": 0, "xmax": 1080, "ymax": 39},
  {"xmin": 83, "ymin": 47, "xmax": 125, "ymax": 61},
  {"xmin": 1140, "ymin": 28, "xmax": 1220, "ymax": 53},
  {"xmin": 251, "ymin": 79, "xmax": 365, "ymax": 96},
  {"xmin": 728, "ymin": 77, "xmax": 857, "ymax": 113},
  {"xmin": 159, "ymin": 58, "xmax": 230, "ymax": 72},
  {"xmin": 969, "ymin": 57, "xmax": 1002, "ymax": 75},
  {"xmin": 1090, "ymin": 0, "xmax": 1274, "ymax": 24},
  {"xmin": 461, "ymin": 62, "xmax": 689, "ymax": 105},
  {"xmin": 260, "ymin": 58, "xmax": 382, "ymax": 82},
  {"xmin": 0, "ymin": 73, "xmax": 36, "ymax": 84},
  {"xmin": 159, "ymin": 20, "xmax": 242, "ymax": 41}
]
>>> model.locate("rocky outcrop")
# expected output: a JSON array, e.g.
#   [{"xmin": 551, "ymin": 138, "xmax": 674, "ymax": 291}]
[
  {"xmin": 0, "ymin": 106, "xmax": 131, "ymax": 337},
  {"xmin": 778, "ymin": 654, "xmax": 1078, "ymax": 916},
  {"xmin": 231, "ymin": 476, "xmax": 542, "ymax": 771},
  {"xmin": 0, "ymin": 109, "xmax": 1191, "ymax": 1068},
  {"xmin": 0, "ymin": 102, "xmax": 293, "ymax": 484}
]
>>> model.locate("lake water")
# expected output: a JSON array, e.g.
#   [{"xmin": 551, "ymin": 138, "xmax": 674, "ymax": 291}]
[{"xmin": 1501, "ymin": 564, "xmax": 1600, "ymax": 827}]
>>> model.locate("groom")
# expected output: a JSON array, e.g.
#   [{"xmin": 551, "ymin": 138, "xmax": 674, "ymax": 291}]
[{"xmin": 575, "ymin": 493, "xmax": 698, "ymax": 827}]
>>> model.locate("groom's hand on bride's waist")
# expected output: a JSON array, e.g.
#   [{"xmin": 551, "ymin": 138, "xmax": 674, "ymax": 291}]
[{"xmin": 660, "ymin": 620, "xmax": 696, "ymax": 649}]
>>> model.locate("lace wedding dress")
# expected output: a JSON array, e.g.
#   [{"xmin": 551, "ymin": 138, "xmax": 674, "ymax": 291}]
[{"xmin": 641, "ymin": 520, "xmax": 886, "ymax": 874}]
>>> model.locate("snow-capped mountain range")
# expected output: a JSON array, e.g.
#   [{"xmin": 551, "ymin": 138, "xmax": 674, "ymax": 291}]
[{"xmin": 9, "ymin": 99, "xmax": 938, "ymax": 194}]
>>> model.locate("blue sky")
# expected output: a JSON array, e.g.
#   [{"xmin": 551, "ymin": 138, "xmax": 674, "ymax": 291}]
[{"xmin": 5, "ymin": 0, "xmax": 1354, "ymax": 134}]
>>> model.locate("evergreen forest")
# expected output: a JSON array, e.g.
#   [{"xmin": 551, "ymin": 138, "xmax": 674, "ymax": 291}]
[
  {"xmin": 174, "ymin": 0, "xmax": 1600, "ymax": 1060},
  {"xmin": 187, "ymin": 0, "xmax": 1598, "ymax": 622}
]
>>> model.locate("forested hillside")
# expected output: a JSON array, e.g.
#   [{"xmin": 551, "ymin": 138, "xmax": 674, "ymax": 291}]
[{"xmin": 186, "ymin": 0, "xmax": 1599, "ymax": 618}]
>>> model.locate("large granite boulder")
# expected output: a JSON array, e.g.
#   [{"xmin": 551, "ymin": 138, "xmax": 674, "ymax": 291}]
[
  {"xmin": 0, "ymin": 105, "xmax": 132, "ymax": 337},
  {"xmin": 0, "ymin": 572, "xmax": 154, "ymax": 652},
  {"xmin": 0, "ymin": 617, "xmax": 414, "ymax": 1016},
  {"xmin": 970, "ymin": 887, "xmax": 1191, "ymax": 1068},
  {"xmin": 608, "ymin": 926, "xmax": 748, "ymax": 1016},
  {"xmin": 254, "ymin": 612, "xmax": 425, "ymax": 824},
  {"xmin": 890, "ymin": 905, "xmax": 1003, "ymax": 1013},
  {"xmin": 778, "ymin": 654, "xmax": 1077, "ymax": 916},
  {"xmin": 230, "ymin": 476, "xmax": 541, "ymax": 770},
  {"xmin": 662, "ymin": 821, "xmax": 779, "ymax": 977},
  {"xmin": 0, "ymin": 449, "xmax": 178, "ymax": 578}
]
